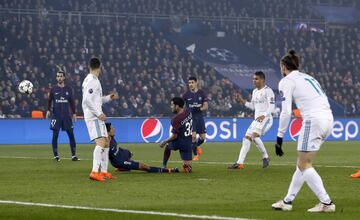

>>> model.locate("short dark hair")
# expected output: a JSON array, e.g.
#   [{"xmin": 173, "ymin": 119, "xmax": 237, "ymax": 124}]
[
  {"xmin": 57, "ymin": 71, "xmax": 66, "ymax": 77},
  {"xmin": 281, "ymin": 49, "xmax": 299, "ymax": 71},
  {"xmin": 188, "ymin": 76, "xmax": 197, "ymax": 82},
  {"xmin": 171, "ymin": 97, "xmax": 185, "ymax": 108},
  {"xmin": 105, "ymin": 122, "xmax": 112, "ymax": 132},
  {"xmin": 89, "ymin": 57, "xmax": 101, "ymax": 69},
  {"xmin": 254, "ymin": 71, "xmax": 265, "ymax": 80}
]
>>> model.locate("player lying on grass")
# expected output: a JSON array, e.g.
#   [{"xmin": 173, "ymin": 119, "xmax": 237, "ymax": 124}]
[
  {"xmin": 160, "ymin": 97, "xmax": 193, "ymax": 173},
  {"xmin": 106, "ymin": 122, "xmax": 179, "ymax": 173}
]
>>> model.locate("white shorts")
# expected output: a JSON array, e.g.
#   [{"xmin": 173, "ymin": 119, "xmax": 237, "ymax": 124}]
[
  {"xmin": 245, "ymin": 117, "xmax": 273, "ymax": 137},
  {"xmin": 297, "ymin": 118, "xmax": 333, "ymax": 152},
  {"xmin": 85, "ymin": 119, "xmax": 108, "ymax": 141}
]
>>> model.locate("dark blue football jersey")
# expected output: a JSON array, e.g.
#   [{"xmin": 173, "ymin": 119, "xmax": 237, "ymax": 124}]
[
  {"xmin": 108, "ymin": 137, "xmax": 132, "ymax": 164},
  {"xmin": 48, "ymin": 85, "xmax": 75, "ymax": 118},
  {"xmin": 182, "ymin": 89, "xmax": 208, "ymax": 118},
  {"xmin": 171, "ymin": 110, "xmax": 193, "ymax": 145}
]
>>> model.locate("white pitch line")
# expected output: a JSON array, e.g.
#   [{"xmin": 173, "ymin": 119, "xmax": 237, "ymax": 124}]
[
  {"xmin": 0, "ymin": 156, "xmax": 358, "ymax": 169},
  {"xmin": 0, "ymin": 200, "xmax": 254, "ymax": 220}
]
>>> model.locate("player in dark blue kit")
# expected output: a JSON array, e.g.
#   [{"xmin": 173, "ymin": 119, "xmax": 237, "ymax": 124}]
[
  {"xmin": 106, "ymin": 123, "xmax": 178, "ymax": 173},
  {"xmin": 182, "ymin": 76, "xmax": 208, "ymax": 161},
  {"xmin": 160, "ymin": 97, "xmax": 193, "ymax": 173},
  {"xmin": 46, "ymin": 71, "xmax": 78, "ymax": 162}
]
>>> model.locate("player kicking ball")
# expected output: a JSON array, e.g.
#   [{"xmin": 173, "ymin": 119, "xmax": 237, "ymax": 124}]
[
  {"xmin": 272, "ymin": 50, "xmax": 335, "ymax": 212},
  {"xmin": 228, "ymin": 71, "xmax": 274, "ymax": 169},
  {"xmin": 106, "ymin": 122, "xmax": 179, "ymax": 173},
  {"xmin": 160, "ymin": 97, "xmax": 193, "ymax": 173}
]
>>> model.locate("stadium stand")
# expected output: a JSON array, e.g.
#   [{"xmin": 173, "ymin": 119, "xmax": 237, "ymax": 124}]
[{"xmin": 0, "ymin": 0, "xmax": 359, "ymax": 118}]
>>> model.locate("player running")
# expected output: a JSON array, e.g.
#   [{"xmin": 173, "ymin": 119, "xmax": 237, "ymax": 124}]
[
  {"xmin": 272, "ymin": 50, "xmax": 335, "ymax": 212},
  {"xmin": 46, "ymin": 70, "xmax": 78, "ymax": 162},
  {"xmin": 106, "ymin": 122, "xmax": 179, "ymax": 173},
  {"xmin": 82, "ymin": 57, "xmax": 118, "ymax": 182},
  {"xmin": 183, "ymin": 76, "xmax": 208, "ymax": 161},
  {"xmin": 228, "ymin": 71, "xmax": 274, "ymax": 169},
  {"xmin": 160, "ymin": 97, "xmax": 193, "ymax": 173}
]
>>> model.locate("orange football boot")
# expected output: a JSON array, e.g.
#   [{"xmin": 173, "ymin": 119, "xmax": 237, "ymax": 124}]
[
  {"xmin": 193, "ymin": 155, "xmax": 199, "ymax": 161},
  {"xmin": 351, "ymin": 170, "xmax": 360, "ymax": 178},
  {"xmin": 89, "ymin": 172, "xmax": 105, "ymax": 182},
  {"xmin": 100, "ymin": 172, "xmax": 115, "ymax": 179},
  {"xmin": 196, "ymin": 146, "xmax": 203, "ymax": 156}
]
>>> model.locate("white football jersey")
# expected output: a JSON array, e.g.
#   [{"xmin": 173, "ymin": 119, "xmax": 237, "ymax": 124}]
[
  {"xmin": 245, "ymin": 85, "xmax": 275, "ymax": 119},
  {"xmin": 277, "ymin": 70, "xmax": 333, "ymax": 137},
  {"xmin": 82, "ymin": 73, "xmax": 111, "ymax": 121}
]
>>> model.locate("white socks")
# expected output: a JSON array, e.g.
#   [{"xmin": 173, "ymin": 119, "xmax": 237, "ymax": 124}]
[
  {"xmin": 253, "ymin": 137, "xmax": 269, "ymax": 159},
  {"xmin": 303, "ymin": 167, "xmax": 332, "ymax": 204},
  {"xmin": 284, "ymin": 167, "xmax": 305, "ymax": 203},
  {"xmin": 100, "ymin": 147, "xmax": 109, "ymax": 173},
  {"xmin": 284, "ymin": 167, "xmax": 331, "ymax": 204},
  {"xmin": 237, "ymin": 138, "xmax": 251, "ymax": 164},
  {"xmin": 92, "ymin": 145, "xmax": 102, "ymax": 172}
]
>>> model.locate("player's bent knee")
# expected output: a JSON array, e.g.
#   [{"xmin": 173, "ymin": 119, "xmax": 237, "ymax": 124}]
[{"xmin": 245, "ymin": 136, "xmax": 252, "ymax": 141}]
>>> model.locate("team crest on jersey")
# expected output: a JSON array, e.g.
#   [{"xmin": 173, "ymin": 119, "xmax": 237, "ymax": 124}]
[
  {"xmin": 199, "ymin": 97, "xmax": 202, "ymax": 101},
  {"xmin": 66, "ymin": 92, "xmax": 69, "ymax": 95},
  {"xmin": 89, "ymin": 89, "xmax": 93, "ymax": 94}
]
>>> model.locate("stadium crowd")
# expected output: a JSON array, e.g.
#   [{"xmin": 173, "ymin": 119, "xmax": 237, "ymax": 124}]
[{"xmin": 0, "ymin": 0, "xmax": 359, "ymax": 118}]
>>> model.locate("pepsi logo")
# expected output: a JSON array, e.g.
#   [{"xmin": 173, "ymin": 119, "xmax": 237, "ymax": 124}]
[
  {"xmin": 289, "ymin": 118, "xmax": 303, "ymax": 141},
  {"xmin": 141, "ymin": 118, "xmax": 163, "ymax": 143}
]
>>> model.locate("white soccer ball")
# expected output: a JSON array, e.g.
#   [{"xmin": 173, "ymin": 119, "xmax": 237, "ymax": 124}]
[{"xmin": 18, "ymin": 80, "xmax": 34, "ymax": 94}]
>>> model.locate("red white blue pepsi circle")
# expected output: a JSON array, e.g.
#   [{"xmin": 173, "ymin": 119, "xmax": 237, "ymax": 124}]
[
  {"xmin": 289, "ymin": 118, "xmax": 303, "ymax": 141},
  {"xmin": 141, "ymin": 118, "xmax": 164, "ymax": 143}
]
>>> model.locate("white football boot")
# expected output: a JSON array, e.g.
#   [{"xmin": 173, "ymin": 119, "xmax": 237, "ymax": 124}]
[
  {"xmin": 307, "ymin": 202, "xmax": 336, "ymax": 212},
  {"xmin": 271, "ymin": 200, "xmax": 293, "ymax": 211}
]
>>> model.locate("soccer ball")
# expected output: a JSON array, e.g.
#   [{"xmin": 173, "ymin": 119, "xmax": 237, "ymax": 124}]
[{"xmin": 18, "ymin": 80, "xmax": 34, "ymax": 94}]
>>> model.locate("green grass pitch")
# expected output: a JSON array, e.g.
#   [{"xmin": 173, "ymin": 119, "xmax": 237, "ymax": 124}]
[{"xmin": 0, "ymin": 141, "xmax": 359, "ymax": 220}]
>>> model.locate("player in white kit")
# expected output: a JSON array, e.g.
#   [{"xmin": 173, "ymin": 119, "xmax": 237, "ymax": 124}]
[
  {"xmin": 228, "ymin": 71, "xmax": 274, "ymax": 169},
  {"xmin": 272, "ymin": 50, "xmax": 335, "ymax": 212},
  {"xmin": 82, "ymin": 57, "xmax": 118, "ymax": 182}
]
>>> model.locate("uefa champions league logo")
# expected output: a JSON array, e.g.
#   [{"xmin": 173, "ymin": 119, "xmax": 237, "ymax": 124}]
[
  {"xmin": 141, "ymin": 118, "xmax": 164, "ymax": 143},
  {"xmin": 206, "ymin": 48, "xmax": 239, "ymax": 63}
]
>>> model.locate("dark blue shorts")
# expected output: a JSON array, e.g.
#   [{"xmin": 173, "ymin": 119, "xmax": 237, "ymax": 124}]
[
  {"xmin": 192, "ymin": 117, "xmax": 206, "ymax": 134},
  {"xmin": 114, "ymin": 159, "xmax": 140, "ymax": 171},
  {"xmin": 168, "ymin": 140, "xmax": 192, "ymax": 161},
  {"xmin": 50, "ymin": 117, "xmax": 73, "ymax": 131}
]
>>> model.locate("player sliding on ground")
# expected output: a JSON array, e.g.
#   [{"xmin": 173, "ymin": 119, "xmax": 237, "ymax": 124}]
[
  {"xmin": 272, "ymin": 50, "xmax": 335, "ymax": 212},
  {"xmin": 82, "ymin": 57, "xmax": 118, "ymax": 182},
  {"xmin": 106, "ymin": 122, "xmax": 179, "ymax": 173},
  {"xmin": 160, "ymin": 97, "xmax": 193, "ymax": 173},
  {"xmin": 228, "ymin": 71, "xmax": 274, "ymax": 169}
]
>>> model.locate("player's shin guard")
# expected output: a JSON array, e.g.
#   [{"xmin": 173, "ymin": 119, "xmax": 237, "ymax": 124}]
[
  {"xmin": 66, "ymin": 129, "xmax": 76, "ymax": 156},
  {"xmin": 100, "ymin": 148, "xmax": 109, "ymax": 173},
  {"xmin": 192, "ymin": 142, "xmax": 197, "ymax": 156},
  {"xmin": 163, "ymin": 146, "xmax": 171, "ymax": 167},
  {"xmin": 52, "ymin": 130, "xmax": 60, "ymax": 157},
  {"xmin": 236, "ymin": 138, "xmax": 251, "ymax": 164},
  {"xmin": 92, "ymin": 146, "xmax": 102, "ymax": 172},
  {"xmin": 284, "ymin": 167, "xmax": 305, "ymax": 203},
  {"xmin": 253, "ymin": 137, "xmax": 269, "ymax": 159},
  {"xmin": 303, "ymin": 167, "xmax": 332, "ymax": 204},
  {"xmin": 196, "ymin": 138, "xmax": 204, "ymax": 146}
]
